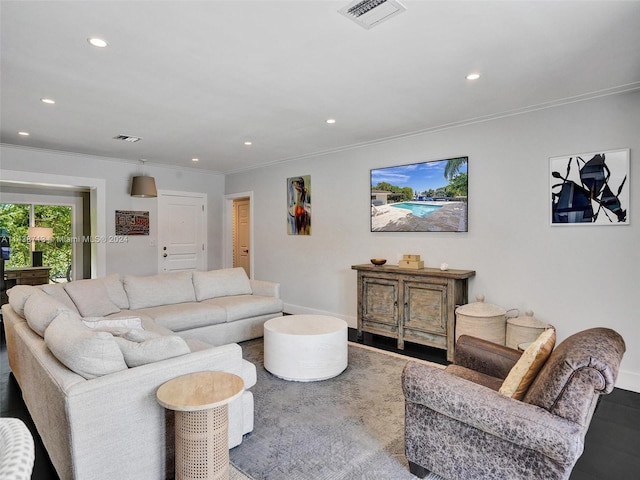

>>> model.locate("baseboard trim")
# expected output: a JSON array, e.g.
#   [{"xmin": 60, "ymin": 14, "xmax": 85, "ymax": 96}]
[
  {"xmin": 616, "ymin": 369, "xmax": 640, "ymax": 393},
  {"xmin": 282, "ymin": 303, "xmax": 357, "ymax": 329}
]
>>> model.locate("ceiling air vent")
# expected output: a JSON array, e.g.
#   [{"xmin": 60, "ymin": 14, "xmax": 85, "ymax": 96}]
[
  {"xmin": 113, "ymin": 134, "xmax": 142, "ymax": 143},
  {"xmin": 339, "ymin": 0, "xmax": 406, "ymax": 29}
]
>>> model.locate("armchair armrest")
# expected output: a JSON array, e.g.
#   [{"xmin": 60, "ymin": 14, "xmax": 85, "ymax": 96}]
[
  {"xmin": 250, "ymin": 279, "xmax": 280, "ymax": 298},
  {"xmin": 402, "ymin": 361, "xmax": 584, "ymax": 466},
  {"xmin": 454, "ymin": 334, "xmax": 522, "ymax": 379}
]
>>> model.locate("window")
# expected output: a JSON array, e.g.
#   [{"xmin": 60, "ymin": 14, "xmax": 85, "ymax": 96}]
[{"xmin": 0, "ymin": 203, "xmax": 73, "ymax": 282}]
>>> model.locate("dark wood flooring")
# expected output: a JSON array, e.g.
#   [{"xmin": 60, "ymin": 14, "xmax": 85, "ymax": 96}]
[{"xmin": 1, "ymin": 327, "xmax": 638, "ymax": 479}]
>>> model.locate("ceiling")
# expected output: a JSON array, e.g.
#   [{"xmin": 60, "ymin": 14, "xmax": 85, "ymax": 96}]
[{"xmin": 2, "ymin": 1, "xmax": 640, "ymax": 174}]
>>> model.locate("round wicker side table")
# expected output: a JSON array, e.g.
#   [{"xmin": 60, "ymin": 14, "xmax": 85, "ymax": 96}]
[{"xmin": 157, "ymin": 371, "xmax": 244, "ymax": 480}]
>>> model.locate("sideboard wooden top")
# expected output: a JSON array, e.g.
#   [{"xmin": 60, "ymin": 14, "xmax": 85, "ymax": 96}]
[{"xmin": 351, "ymin": 264, "xmax": 475, "ymax": 279}]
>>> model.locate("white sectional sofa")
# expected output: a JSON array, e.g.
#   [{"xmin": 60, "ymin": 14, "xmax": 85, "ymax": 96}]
[{"xmin": 1, "ymin": 267, "xmax": 283, "ymax": 480}]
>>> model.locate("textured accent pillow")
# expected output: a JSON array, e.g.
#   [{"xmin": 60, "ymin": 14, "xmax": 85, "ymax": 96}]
[
  {"xmin": 114, "ymin": 335, "xmax": 190, "ymax": 368},
  {"xmin": 23, "ymin": 290, "xmax": 71, "ymax": 337},
  {"xmin": 82, "ymin": 316, "xmax": 143, "ymax": 335},
  {"xmin": 7, "ymin": 285, "xmax": 39, "ymax": 317},
  {"xmin": 193, "ymin": 268, "xmax": 252, "ymax": 301},
  {"xmin": 123, "ymin": 271, "xmax": 196, "ymax": 309},
  {"xmin": 64, "ymin": 279, "xmax": 121, "ymax": 318},
  {"xmin": 44, "ymin": 310, "xmax": 127, "ymax": 379},
  {"xmin": 500, "ymin": 328, "xmax": 556, "ymax": 400}
]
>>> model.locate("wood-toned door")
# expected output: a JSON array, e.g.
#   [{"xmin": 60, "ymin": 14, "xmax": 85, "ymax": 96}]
[{"xmin": 233, "ymin": 198, "xmax": 250, "ymax": 277}]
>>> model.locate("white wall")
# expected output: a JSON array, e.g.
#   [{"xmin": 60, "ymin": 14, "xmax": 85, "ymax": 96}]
[
  {"xmin": 225, "ymin": 91, "xmax": 640, "ymax": 392},
  {"xmin": 0, "ymin": 146, "xmax": 226, "ymax": 275}
]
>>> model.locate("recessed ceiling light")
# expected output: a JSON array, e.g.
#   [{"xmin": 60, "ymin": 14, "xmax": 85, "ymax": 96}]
[
  {"xmin": 18, "ymin": 131, "xmax": 30, "ymax": 136},
  {"xmin": 326, "ymin": 118, "xmax": 336, "ymax": 124},
  {"xmin": 466, "ymin": 73, "xmax": 481, "ymax": 80},
  {"xmin": 41, "ymin": 98, "xmax": 55, "ymax": 104},
  {"xmin": 88, "ymin": 37, "xmax": 108, "ymax": 48},
  {"xmin": 244, "ymin": 141, "xmax": 252, "ymax": 146},
  {"xmin": 192, "ymin": 158, "xmax": 199, "ymax": 162}
]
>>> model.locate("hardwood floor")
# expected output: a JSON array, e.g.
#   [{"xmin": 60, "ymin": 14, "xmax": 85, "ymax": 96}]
[{"xmin": 1, "ymin": 328, "xmax": 638, "ymax": 479}]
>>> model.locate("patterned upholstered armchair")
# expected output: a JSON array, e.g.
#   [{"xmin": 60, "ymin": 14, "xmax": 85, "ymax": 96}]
[{"xmin": 402, "ymin": 328, "xmax": 625, "ymax": 480}]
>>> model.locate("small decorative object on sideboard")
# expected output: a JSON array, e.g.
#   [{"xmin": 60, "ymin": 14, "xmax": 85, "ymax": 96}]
[
  {"xmin": 370, "ymin": 258, "xmax": 387, "ymax": 266},
  {"xmin": 440, "ymin": 262, "xmax": 449, "ymax": 271},
  {"xmin": 398, "ymin": 254, "xmax": 424, "ymax": 269}
]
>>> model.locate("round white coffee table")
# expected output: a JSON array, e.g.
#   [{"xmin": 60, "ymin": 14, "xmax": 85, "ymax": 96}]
[{"xmin": 263, "ymin": 314, "xmax": 348, "ymax": 382}]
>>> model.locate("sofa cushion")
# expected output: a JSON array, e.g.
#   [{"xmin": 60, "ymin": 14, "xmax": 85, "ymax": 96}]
[
  {"xmin": 193, "ymin": 268, "xmax": 252, "ymax": 301},
  {"xmin": 40, "ymin": 283, "xmax": 80, "ymax": 313},
  {"xmin": 114, "ymin": 335, "xmax": 191, "ymax": 368},
  {"xmin": 136, "ymin": 302, "xmax": 227, "ymax": 331},
  {"xmin": 499, "ymin": 328, "xmax": 556, "ymax": 400},
  {"xmin": 64, "ymin": 279, "xmax": 121, "ymax": 318},
  {"xmin": 23, "ymin": 290, "xmax": 71, "ymax": 337},
  {"xmin": 123, "ymin": 271, "xmax": 196, "ymax": 309},
  {"xmin": 103, "ymin": 274, "xmax": 130, "ymax": 309},
  {"xmin": 7, "ymin": 285, "xmax": 39, "ymax": 317},
  {"xmin": 204, "ymin": 295, "xmax": 284, "ymax": 322},
  {"xmin": 44, "ymin": 310, "xmax": 128, "ymax": 379}
]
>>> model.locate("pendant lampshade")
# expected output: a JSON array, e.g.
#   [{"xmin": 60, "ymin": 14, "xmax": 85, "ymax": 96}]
[{"xmin": 130, "ymin": 175, "xmax": 157, "ymax": 198}]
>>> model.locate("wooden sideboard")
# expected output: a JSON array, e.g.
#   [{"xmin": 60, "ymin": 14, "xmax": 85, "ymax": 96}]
[
  {"xmin": 2, "ymin": 266, "xmax": 51, "ymax": 306},
  {"xmin": 352, "ymin": 264, "xmax": 475, "ymax": 361}
]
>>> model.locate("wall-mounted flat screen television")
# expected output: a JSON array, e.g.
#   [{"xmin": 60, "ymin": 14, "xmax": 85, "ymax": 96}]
[{"xmin": 370, "ymin": 156, "xmax": 468, "ymax": 232}]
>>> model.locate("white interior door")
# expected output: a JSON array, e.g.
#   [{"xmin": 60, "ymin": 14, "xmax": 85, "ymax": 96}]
[{"xmin": 158, "ymin": 191, "xmax": 206, "ymax": 273}]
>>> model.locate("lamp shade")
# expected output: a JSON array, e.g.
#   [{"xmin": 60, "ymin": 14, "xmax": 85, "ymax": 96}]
[
  {"xmin": 131, "ymin": 175, "xmax": 158, "ymax": 198},
  {"xmin": 27, "ymin": 227, "xmax": 54, "ymax": 242}
]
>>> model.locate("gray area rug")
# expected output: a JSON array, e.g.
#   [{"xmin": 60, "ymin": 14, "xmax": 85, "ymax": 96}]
[{"xmin": 230, "ymin": 339, "xmax": 444, "ymax": 480}]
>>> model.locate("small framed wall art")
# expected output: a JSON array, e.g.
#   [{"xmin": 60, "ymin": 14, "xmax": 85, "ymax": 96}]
[
  {"xmin": 286, "ymin": 175, "xmax": 311, "ymax": 235},
  {"xmin": 115, "ymin": 210, "xmax": 150, "ymax": 235},
  {"xmin": 550, "ymin": 148, "xmax": 629, "ymax": 225}
]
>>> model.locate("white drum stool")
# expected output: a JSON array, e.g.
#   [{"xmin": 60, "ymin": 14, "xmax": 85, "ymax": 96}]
[{"xmin": 263, "ymin": 315, "xmax": 348, "ymax": 382}]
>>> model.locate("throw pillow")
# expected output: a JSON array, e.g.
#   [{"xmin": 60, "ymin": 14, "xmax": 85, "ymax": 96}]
[
  {"xmin": 23, "ymin": 290, "xmax": 71, "ymax": 337},
  {"xmin": 6, "ymin": 285, "xmax": 38, "ymax": 317},
  {"xmin": 499, "ymin": 328, "xmax": 556, "ymax": 400},
  {"xmin": 82, "ymin": 316, "xmax": 144, "ymax": 335},
  {"xmin": 114, "ymin": 335, "xmax": 190, "ymax": 368},
  {"xmin": 44, "ymin": 310, "xmax": 127, "ymax": 379},
  {"xmin": 64, "ymin": 279, "xmax": 121, "ymax": 318},
  {"xmin": 193, "ymin": 267, "xmax": 252, "ymax": 301}
]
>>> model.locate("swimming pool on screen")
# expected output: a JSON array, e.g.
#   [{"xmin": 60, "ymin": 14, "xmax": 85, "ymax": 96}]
[{"xmin": 391, "ymin": 202, "xmax": 442, "ymax": 218}]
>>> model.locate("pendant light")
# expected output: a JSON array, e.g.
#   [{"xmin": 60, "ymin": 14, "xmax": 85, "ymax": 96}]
[{"xmin": 130, "ymin": 160, "xmax": 157, "ymax": 198}]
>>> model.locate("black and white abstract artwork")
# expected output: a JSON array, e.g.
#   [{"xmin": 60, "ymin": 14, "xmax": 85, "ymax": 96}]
[{"xmin": 550, "ymin": 149, "xmax": 629, "ymax": 225}]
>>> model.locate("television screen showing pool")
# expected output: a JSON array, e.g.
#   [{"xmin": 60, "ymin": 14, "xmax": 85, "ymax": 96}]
[{"xmin": 370, "ymin": 156, "xmax": 468, "ymax": 232}]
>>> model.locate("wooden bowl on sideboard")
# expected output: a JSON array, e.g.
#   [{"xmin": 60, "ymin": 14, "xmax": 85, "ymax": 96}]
[{"xmin": 370, "ymin": 258, "xmax": 387, "ymax": 266}]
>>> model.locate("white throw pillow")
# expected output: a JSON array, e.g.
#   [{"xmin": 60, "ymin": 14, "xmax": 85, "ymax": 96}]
[
  {"xmin": 64, "ymin": 279, "xmax": 121, "ymax": 317},
  {"xmin": 44, "ymin": 310, "xmax": 127, "ymax": 379},
  {"xmin": 82, "ymin": 316, "xmax": 144, "ymax": 335},
  {"xmin": 114, "ymin": 335, "xmax": 190, "ymax": 368},
  {"xmin": 23, "ymin": 290, "xmax": 71, "ymax": 337},
  {"xmin": 193, "ymin": 268, "xmax": 252, "ymax": 301}
]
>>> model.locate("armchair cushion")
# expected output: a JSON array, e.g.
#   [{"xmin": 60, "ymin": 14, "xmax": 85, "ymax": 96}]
[
  {"xmin": 500, "ymin": 328, "xmax": 556, "ymax": 400},
  {"xmin": 454, "ymin": 334, "xmax": 522, "ymax": 379}
]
